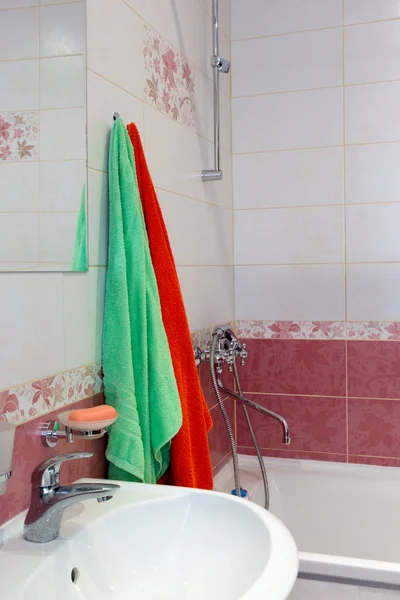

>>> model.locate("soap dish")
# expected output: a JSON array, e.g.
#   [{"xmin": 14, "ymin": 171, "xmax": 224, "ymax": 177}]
[
  {"xmin": 57, "ymin": 410, "xmax": 118, "ymax": 431},
  {"xmin": 41, "ymin": 409, "xmax": 118, "ymax": 448}
]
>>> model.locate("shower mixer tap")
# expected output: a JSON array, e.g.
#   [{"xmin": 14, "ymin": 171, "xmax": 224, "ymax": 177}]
[
  {"xmin": 203, "ymin": 330, "xmax": 248, "ymax": 370},
  {"xmin": 206, "ymin": 326, "xmax": 291, "ymax": 511}
]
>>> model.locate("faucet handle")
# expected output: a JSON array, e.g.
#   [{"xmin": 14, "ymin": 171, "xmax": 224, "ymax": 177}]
[{"xmin": 31, "ymin": 452, "xmax": 93, "ymax": 488}]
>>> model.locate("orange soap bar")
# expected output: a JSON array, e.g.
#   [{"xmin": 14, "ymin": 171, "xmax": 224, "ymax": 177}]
[{"xmin": 68, "ymin": 405, "xmax": 117, "ymax": 422}]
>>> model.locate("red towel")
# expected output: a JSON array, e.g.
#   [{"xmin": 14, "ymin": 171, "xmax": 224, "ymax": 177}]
[{"xmin": 127, "ymin": 123, "xmax": 213, "ymax": 490}]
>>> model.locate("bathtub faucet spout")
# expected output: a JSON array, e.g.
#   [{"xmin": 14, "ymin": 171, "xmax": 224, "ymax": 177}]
[
  {"xmin": 217, "ymin": 373, "xmax": 291, "ymax": 445},
  {"xmin": 283, "ymin": 423, "xmax": 291, "ymax": 445}
]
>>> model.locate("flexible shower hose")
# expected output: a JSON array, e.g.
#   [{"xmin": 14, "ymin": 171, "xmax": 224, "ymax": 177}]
[
  {"xmin": 209, "ymin": 331, "xmax": 241, "ymax": 499},
  {"xmin": 209, "ymin": 330, "xmax": 270, "ymax": 509},
  {"xmin": 232, "ymin": 360, "xmax": 269, "ymax": 510}
]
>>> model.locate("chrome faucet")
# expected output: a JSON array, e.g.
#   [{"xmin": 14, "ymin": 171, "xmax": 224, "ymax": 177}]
[{"xmin": 24, "ymin": 452, "xmax": 120, "ymax": 543}]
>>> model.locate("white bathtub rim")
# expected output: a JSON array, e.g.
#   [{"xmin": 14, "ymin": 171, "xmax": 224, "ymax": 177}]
[
  {"xmin": 214, "ymin": 454, "xmax": 400, "ymax": 588},
  {"xmin": 300, "ymin": 551, "xmax": 400, "ymax": 587},
  {"xmin": 238, "ymin": 454, "xmax": 400, "ymax": 478}
]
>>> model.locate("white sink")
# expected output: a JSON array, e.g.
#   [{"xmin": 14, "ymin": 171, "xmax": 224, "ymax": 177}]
[{"xmin": 0, "ymin": 480, "xmax": 298, "ymax": 600}]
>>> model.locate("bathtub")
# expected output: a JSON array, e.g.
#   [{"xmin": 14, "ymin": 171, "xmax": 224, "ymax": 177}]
[{"xmin": 214, "ymin": 455, "xmax": 400, "ymax": 599}]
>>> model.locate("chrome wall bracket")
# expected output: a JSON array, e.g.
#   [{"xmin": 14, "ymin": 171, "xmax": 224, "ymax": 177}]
[{"xmin": 41, "ymin": 420, "xmax": 107, "ymax": 448}]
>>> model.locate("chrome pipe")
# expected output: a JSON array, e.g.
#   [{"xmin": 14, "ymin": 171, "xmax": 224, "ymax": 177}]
[
  {"xmin": 210, "ymin": 332, "xmax": 241, "ymax": 499},
  {"xmin": 202, "ymin": 0, "xmax": 230, "ymax": 182},
  {"xmin": 212, "ymin": 0, "xmax": 218, "ymax": 58},
  {"xmin": 217, "ymin": 376, "xmax": 291, "ymax": 445},
  {"xmin": 232, "ymin": 360, "xmax": 270, "ymax": 510}
]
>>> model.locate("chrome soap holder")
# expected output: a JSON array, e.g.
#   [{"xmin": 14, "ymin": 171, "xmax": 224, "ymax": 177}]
[
  {"xmin": 0, "ymin": 422, "xmax": 16, "ymax": 494},
  {"xmin": 41, "ymin": 410, "xmax": 117, "ymax": 448}
]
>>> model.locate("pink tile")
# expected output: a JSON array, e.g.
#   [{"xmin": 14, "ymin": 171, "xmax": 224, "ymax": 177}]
[
  {"xmin": 347, "ymin": 341, "xmax": 400, "ymax": 399},
  {"xmin": 0, "ymin": 393, "xmax": 107, "ymax": 527},
  {"xmin": 198, "ymin": 361, "xmax": 216, "ymax": 410},
  {"xmin": 208, "ymin": 398, "xmax": 234, "ymax": 470},
  {"xmin": 198, "ymin": 361, "xmax": 235, "ymax": 411},
  {"xmin": 239, "ymin": 339, "xmax": 346, "ymax": 397},
  {"xmin": 238, "ymin": 446, "xmax": 346, "ymax": 463},
  {"xmin": 348, "ymin": 455, "xmax": 400, "ymax": 468},
  {"xmin": 236, "ymin": 394, "xmax": 347, "ymax": 454},
  {"xmin": 212, "ymin": 452, "xmax": 232, "ymax": 476},
  {"xmin": 348, "ymin": 397, "xmax": 400, "ymax": 457}
]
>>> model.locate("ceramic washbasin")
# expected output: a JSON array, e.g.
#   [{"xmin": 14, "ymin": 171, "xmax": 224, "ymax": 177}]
[{"xmin": 0, "ymin": 480, "xmax": 298, "ymax": 600}]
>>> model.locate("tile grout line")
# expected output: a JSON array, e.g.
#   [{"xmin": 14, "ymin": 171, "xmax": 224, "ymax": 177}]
[
  {"xmin": 242, "ymin": 390, "xmax": 400, "ymax": 403},
  {"xmin": 37, "ymin": 2, "xmax": 42, "ymax": 264},
  {"xmin": 238, "ymin": 446, "xmax": 347, "ymax": 456},
  {"xmin": 231, "ymin": 78, "xmax": 400, "ymax": 101},
  {"xmin": 0, "ymin": 53, "xmax": 85, "ymax": 64},
  {"xmin": 342, "ymin": 0, "xmax": 349, "ymax": 464},
  {"xmin": 231, "ymin": 16, "xmax": 400, "ymax": 43},
  {"xmin": 233, "ymin": 140, "xmax": 400, "ymax": 156},
  {"xmin": 238, "ymin": 445, "xmax": 400, "ymax": 466},
  {"xmin": 238, "ymin": 446, "xmax": 400, "ymax": 463},
  {"xmin": 0, "ymin": 1, "xmax": 82, "ymax": 12},
  {"xmin": 234, "ymin": 201, "xmax": 400, "ymax": 211},
  {"xmin": 235, "ymin": 261, "xmax": 400, "ymax": 266}
]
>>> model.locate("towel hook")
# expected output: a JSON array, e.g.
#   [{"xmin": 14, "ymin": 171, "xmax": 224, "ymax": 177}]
[{"xmin": 113, "ymin": 111, "xmax": 120, "ymax": 121}]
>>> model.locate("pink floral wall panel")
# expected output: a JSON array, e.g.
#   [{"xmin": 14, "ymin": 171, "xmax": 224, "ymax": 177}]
[
  {"xmin": 208, "ymin": 397, "xmax": 234, "ymax": 475},
  {"xmin": 0, "ymin": 393, "xmax": 107, "ymax": 527},
  {"xmin": 236, "ymin": 395, "xmax": 347, "ymax": 456},
  {"xmin": 143, "ymin": 25, "xmax": 195, "ymax": 130},
  {"xmin": 348, "ymin": 398, "xmax": 400, "ymax": 458},
  {"xmin": 232, "ymin": 329, "xmax": 400, "ymax": 466},
  {"xmin": 0, "ymin": 112, "xmax": 38, "ymax": 161},
  {"xmin": 347, "ymin": 341, "xmax": 400, "ymax": 399},
  {"xmin": 239, "ymin": 338, "xmax": 346, "ymax": 397},
  {"xmin": 198, "ymin": 359, "xmax": 235, "ymax": 412},
  {"xmin": 198, "ymin": 361, "xmax": 217, "ymax": 411}
]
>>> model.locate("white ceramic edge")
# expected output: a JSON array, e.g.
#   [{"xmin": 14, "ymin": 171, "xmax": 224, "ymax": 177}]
[
  {"xmin": 100, "ymin": 480, "xmax": 300, "ymax": 600},
  {"xmin": 0, "ymin": 479, "xmax": 299, "ymax": 600}
]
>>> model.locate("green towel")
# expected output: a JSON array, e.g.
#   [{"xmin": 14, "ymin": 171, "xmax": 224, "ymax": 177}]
[
  {"xmin": 103, "ymin": 117, "xmax": 182, "ymax": 484},
  {"xmin": 71, "ymin": 184, "xmax": 88, "ymax": 271}
]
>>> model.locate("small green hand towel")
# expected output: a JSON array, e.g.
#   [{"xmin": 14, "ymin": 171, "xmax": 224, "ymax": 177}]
[
  {"xmin": 71, "ymin": 185, "xmax": 88, "ymax": 272},
  {"xmin": 103, "ymin": 118, "xmax": 182, "ymax": 484}
]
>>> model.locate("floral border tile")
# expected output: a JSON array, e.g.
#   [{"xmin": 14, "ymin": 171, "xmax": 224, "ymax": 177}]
[
  {"xmin": 0, "ymin": 112, "xmax": 38, "ymax": 161},
  {"xmin": 236, "ymin": 320, "xmax": 346, "ymax": 340},
  {"xmin": 348, "ymin": 322, "xmax": 400, "ymax": 341},
  {"xmin": 66, "ymin": 361, "xmax": 103, "ymax": 404},
  {"xmin": 143, "ymin": 24, "xmax": 195, "ymax": 130},
  {"xmin": 5, "ymin": 318, "xmax": 400, "ymax": 427},
  {"xmin": 0, "ymin": 362, "xmax": 103, "ymax": 426}
]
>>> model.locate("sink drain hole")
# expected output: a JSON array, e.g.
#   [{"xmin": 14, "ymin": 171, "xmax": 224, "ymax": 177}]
[{"xmin": 71, "ymin": 567, "xmax": 79, "ymax": 584}]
